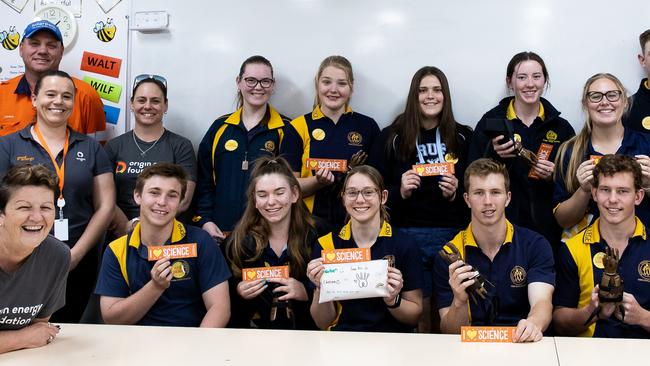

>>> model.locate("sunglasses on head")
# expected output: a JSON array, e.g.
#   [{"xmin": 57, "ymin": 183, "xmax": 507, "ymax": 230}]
[{"xmin": 133, "ymin": 74, "xmax": 167, "ymax": 93}]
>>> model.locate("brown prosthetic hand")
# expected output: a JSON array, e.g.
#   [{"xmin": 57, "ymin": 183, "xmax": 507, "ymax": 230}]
[
  {"xmin": 585, "ymin": 247, "xmax": 625, "ymax": 325},
  {"xmin": 438, "ymin": 242, "xmax": 492, "ymax": 304},
  {"xmin": 513, "ymin": 140, "xmax": 538, "ymax": 167}
]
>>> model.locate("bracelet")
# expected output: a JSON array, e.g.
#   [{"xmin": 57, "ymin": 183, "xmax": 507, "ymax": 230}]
[{"xmin": 386, "ymin": 293, "xmax": 402, "ymax": 309}]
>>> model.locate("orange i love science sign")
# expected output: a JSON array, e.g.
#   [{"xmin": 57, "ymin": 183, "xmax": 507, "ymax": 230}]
[
  {"xmin": 460, "ymin": 326, "xmax": 516, "ymax": 343},
  {"xmin": 147, "ymin": 243, "xmax": 197, "ymax": 261},
  {"xmin": 242, "ymin": 265, "xmax": 289, "ymax": 281},
  {"xmin": 305, "ymin": 158, "xmax": 348, "ymax": 172},
  {"xmin": 321, "ymin": 248, "xmax": 371, "ymax": 264},
  {"xmin": 412, "ymin": 162, "xmax": 455, "ymax": 177}
]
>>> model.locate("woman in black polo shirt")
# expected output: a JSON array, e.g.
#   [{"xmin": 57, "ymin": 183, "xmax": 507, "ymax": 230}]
[{"xmin": 468, "ymin": 52, "xmax": 575, "ymax": 246}]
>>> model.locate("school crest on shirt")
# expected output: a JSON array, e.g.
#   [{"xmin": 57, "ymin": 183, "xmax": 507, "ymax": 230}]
[
  {"xmin": 263, "ymin": 140, "xmax": 275, "ymax": 152},
  {"xmin": 347, "ymin": 131, "xmax": 363, "ymax": 146},
  {"xmin": 544, "ymin": 130, "xmax": 558, "ymax": 143},
  {"xmin": 510, "ymin": 266, "xmax": 527, "ymax": 287},
  {"xmin": 638, "ymin": 260, "xmax": 650, "ymax": 282}
]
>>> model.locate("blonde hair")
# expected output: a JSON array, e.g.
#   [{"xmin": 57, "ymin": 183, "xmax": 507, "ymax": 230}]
[
  {"xmin": 554, "ymin": 73, "xmax": 629, "ymax": 194},
  {"xmin": 313, "ymin": 55, "xmax": 354, "ymax": 108}
]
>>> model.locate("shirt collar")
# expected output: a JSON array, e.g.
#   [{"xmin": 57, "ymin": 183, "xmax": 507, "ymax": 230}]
[
  {"xmin": 311, "ymin": 105, "xmax": 353, "ymax": 121},
  {"xmin": 14, "ymin": 75, "xmax": 31, "ymax": 96},
  {"xmin": 18, "ymin": 124, "xmax": 84, "ymax": 144},
  {"xmin": 338, "ymin": 220, "xmax": 392, "ymax": 240},
  {"xmin": 506, "ymin": 100, "xmax": 545, "ymax": 122},
  {"xmin": 583, "ymin": 217, "xmax": 647, "ymax": 244},
  {"xmin": 463, "ymin": 220, "xmax": 515, "ymax": 248},
  {"xmin": 128, "ymin": 219, "xmax": 187, "ymax": 248},
  {"xmin": 224, "ymin": 105, "xmax": 285, "ymax": 129}
]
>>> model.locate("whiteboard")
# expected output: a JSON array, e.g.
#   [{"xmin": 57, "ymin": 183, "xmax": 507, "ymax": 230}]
[
  {"xmin": 126, "ymin": 0, "xmax": 650, "ymax": 148},
  {"xmin": 0, "ymin": 0, "xmax": 129, "ymax": 138}
]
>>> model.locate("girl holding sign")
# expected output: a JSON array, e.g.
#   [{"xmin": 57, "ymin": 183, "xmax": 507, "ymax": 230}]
[
  {"xmin": 554, "ymin": 73, "xmax": 650, "ymax": 237},
  {"xmin": 0, "ymin": 70, "xmax": 115, "ymax": 323},
  {"xmin": 367, "ymin": 66, "xmax": 472, "ymax": 332},
  {"xmin": 468, "ymin": 52, "xmax": 575, "ymax": 246},
  {"xmin": 281, "ymin": 56, "xmax": 380, "ymax": 229},
  {"xmin": 225, "ymin": 157, "xmax": 318, "ymax": 329},
  {"xmin": 195, "ymin": 56, "xmax": 290, "ymax": 241},
  {"xmin": 306, "ymin": 165, "xmax": 423, "ymax": 332}
]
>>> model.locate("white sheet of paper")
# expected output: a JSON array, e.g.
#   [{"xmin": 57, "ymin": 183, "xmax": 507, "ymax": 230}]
[
  {"xmin": 2, "ymin": 0, "xmax": 29, "ymax": 13},
  {"xmin": 319, "ymin": 259, "xmax": 389, "ymax": 303}
]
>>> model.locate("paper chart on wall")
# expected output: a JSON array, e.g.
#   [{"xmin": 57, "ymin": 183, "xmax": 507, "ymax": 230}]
[
  {"xmin": 319, "ymin": 259, "xmax": 389, "ymax": 303},
  {"xmin": 2, "ymin": 0, "xmax": 28, "ymax": 13}
]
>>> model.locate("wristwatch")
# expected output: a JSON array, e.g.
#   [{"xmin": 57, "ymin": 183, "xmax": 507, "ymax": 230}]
[{"xmin": 387, "ymin": 293, "xmax": 401, "ymax": 309}]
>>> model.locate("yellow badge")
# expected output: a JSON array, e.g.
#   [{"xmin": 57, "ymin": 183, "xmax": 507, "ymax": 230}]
[
  {"xmin": 445, "ymin": 153, "xmax": 458, "ymax": 164},
  {"xmin": 514, "ymin": 133, "xmax": 522, "ymax": 143},
  {"xmin": 312, "ymin": 128, "xmax": 326, "ymax": 141},
  {"xmin": 642, "ymin": 117, "xmax": 650, "ymax": 130},
  {"xmin": 224, "ymin": 139, "xmax": 238, "ymax": 151},
  {"xmin": 593, "ymin": 252, "xmax": 605, "ymax": 269},
  {"xmin": 264, "ymin": 140, "xmax": 275, "ymax": 152},
  {"xmin": 509, "ymin": 266, "xmax": 527, "ymax": 287},
  {"xmin": 545, "ymin": 130, "xmax": 557, "ymax": 142},
  {"xmin": 638, "ymin": 260, "xmax": 650, "ymax": 280},
  {"xmin": 171, "ymin": 260, "xmax": 190, "ymax": 279}
]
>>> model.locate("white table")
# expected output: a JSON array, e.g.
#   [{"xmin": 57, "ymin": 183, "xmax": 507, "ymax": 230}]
[
  {"xmin": 0, "ymin": 324, "xmax": 559, "ymax": 365},
  {"xmin": 554, "ymin": 336, "xmax": 650, "ymax": 365}
]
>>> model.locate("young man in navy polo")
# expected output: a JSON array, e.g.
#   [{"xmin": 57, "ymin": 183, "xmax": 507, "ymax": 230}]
[
  {"xmin": 554, "ymin": 155, "xmax": 650, "ymax": 338},
  {"xmin": 95, "ymin": 163, "xmax": 230, "ymax": 327},
  {"xmin": 434, "ymin": 158, "xmax": 554, "ymax": 342}
]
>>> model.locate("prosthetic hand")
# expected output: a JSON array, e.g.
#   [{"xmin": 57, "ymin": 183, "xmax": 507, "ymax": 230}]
[
  {"xmin": 585, "ymin": 247, "xmax": 625, "ymax": 325},
  {"xmin": 439, "ymin": 242, "xmax": 492, "ymax": 304}
]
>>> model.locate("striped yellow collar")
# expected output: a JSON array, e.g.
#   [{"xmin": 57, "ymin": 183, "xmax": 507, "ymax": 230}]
[
  {"xmin": 462, "ymin": 220, "xmax": 514, "ymax": 248},
  {"xmin": 224, "ymin": 105, "xmax": 285, "ymax": 129},
  {"xmin": 129, "ymin": 219, "xmax": 187, "ymax": 248},
  {"xmin": 583, "ymin": 217, "xmax": 647, "ymax": 244},
  {"xmin": 312, "ymin": 105, "xmax": 353, "ymax": 120},
  {"xmin": 338, "ymin": 220, "xmax": 392, "ymax": 240}
]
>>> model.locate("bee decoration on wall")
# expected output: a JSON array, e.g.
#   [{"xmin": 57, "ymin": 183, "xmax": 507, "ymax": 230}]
[
  {"xmin": 93, "ymin": 18, "xmax": 116, "ymax": 43},
  {"xmin": 0, "ymin": 26, "xmax": 20, "ymax": 51}
]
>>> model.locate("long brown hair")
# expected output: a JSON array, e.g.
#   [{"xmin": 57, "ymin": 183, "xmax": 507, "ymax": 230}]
[
  {"xmin": 387, "ymin": 66, "xmax": 460, "ymax": 161},
  {"xmin": 227, "ymin": 156, "xmax": 314, "ymax": 278},
  {"xmin": 554, "ymin": 73, "xmax": 629, "ymax": 194}
]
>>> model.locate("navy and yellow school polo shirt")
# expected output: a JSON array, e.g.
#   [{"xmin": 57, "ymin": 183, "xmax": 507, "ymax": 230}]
[
  {"xmin": 555, "ymin": 217, "xmax": 650, "ymax": 338},
  {"xmin": 553, "ymin": 128, "xmax": 650, "ymax": 238},
  {"xmin": 281, "ymin": 106, "xmax": 379, "ymax": 226},
  {"xmin": 313, "ymin": 221, "xmax": 423, "ymax": 332},
  {"xmin": 194, "ymin": 105, "xmax": 289, "ymax": 231},
  {"xmin": 95, "ymin": 220, "xmax": 231, "ymax": 327},
  {"xmin": 433, "ymin": 221, "xmax": 555, "ymax": 326}
]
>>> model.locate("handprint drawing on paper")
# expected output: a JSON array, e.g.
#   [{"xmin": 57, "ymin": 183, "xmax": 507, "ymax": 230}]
[{"xmin": 356, "ymin": 272, "xmax": 369, "ymax": 288}]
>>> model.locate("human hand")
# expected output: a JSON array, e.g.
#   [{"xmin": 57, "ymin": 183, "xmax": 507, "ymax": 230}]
[
  {"xmin": 16, "ymin": 322, "xmax": 60, "ymax": 349},
  {"xmin": 202, "ymin": 222, "xmax": 226, "ymax": 241},
  {"xmin": 236, "ymin": 279, "xmax": 267, "ymax": 300},
  {"xmin": 448, "ymin": 260, "xmax": 475, "ymax": 306},
  {"xmin": 315, "ymin": 168, "xmax": 335, "ymax": 186},
  {"xmin": 439, "ymin": 173, "xmax": 458, "ymax": 201},
  {"xmin": 384, "ymin": 266, "xmax": 403, "ymax": 305},
  {"xmin": 513, "ymin": 318, "xmax": 543, "ymax": 343},
  {"xmin": 491, "ymin": 135, "xmax": 517, "ymax": 158},
  {"xmin": 306, "ymin": 258, "xmax": 324, "ymax": 287},
  {"xmin": 150, "ymin": 257, "xmax": 172, "ymax": 290},
  {"xmin": 532, "ymin": 159, "xmax": 555, "ymax": 181},
  {"xmin": 400, "ymin": 169, "xmax": 421, "ymax": 199},
  {"xmin": 268, "ymin": 277, "xmax": 308, "ymax": 301},
  {"xmin": 576, "ymin": 159, "xmax": 596, "ymax": 193}
]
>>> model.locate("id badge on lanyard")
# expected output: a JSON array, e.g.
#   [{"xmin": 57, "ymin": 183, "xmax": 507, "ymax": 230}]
[{"xmin": 34, "ymin": 124, "xmax": 70, "ymax": 241}]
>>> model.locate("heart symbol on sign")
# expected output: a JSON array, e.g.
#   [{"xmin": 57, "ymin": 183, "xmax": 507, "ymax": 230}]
[
  {"xmin": 309, "ymin": 160, "xmax": 318, "ymax": 168},
  {"xmin": 416, "ymin": 167, "xmax": 425, "ymax": 175},
  {"xmin": 326, "ymin": 253, "xmax": 336, "ymax": 262},
  {"xmin": 246, "ymin": 270, "xmax": 257, "ymax": 280},
  {"xmin": 153, "ymin": 248, "xmax": 163, "ymax": 258},
  {"xmin": 466, "ymin": 329, "xmax": 477, "ymax": 340}
]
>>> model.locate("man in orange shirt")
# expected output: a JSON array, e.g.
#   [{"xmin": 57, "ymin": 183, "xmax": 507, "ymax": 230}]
[{"xmin": 0, "ymin": 20, "xmax": 106, "ymax": 140}]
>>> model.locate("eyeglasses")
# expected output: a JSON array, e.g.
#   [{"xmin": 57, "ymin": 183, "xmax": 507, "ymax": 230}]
[
  {"xmin": 343, "ymin": 188, "xmax": 378, "ymax": 200},
  {"xmin": 587, "ymin": 90, "xmax": 622, "ymax": 103},
  {"xmin": 133, "ymin": 74, "xmax": 168, "ymax": 92},
  {"xmin": 243, "ymin": 77, "xmax": 274, "ymax": 89}
]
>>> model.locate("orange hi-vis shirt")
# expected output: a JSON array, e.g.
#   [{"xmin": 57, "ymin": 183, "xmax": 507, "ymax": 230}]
[{"xmin": 0, "ymin": 74, "xmax": 107, "ymax": 140}]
